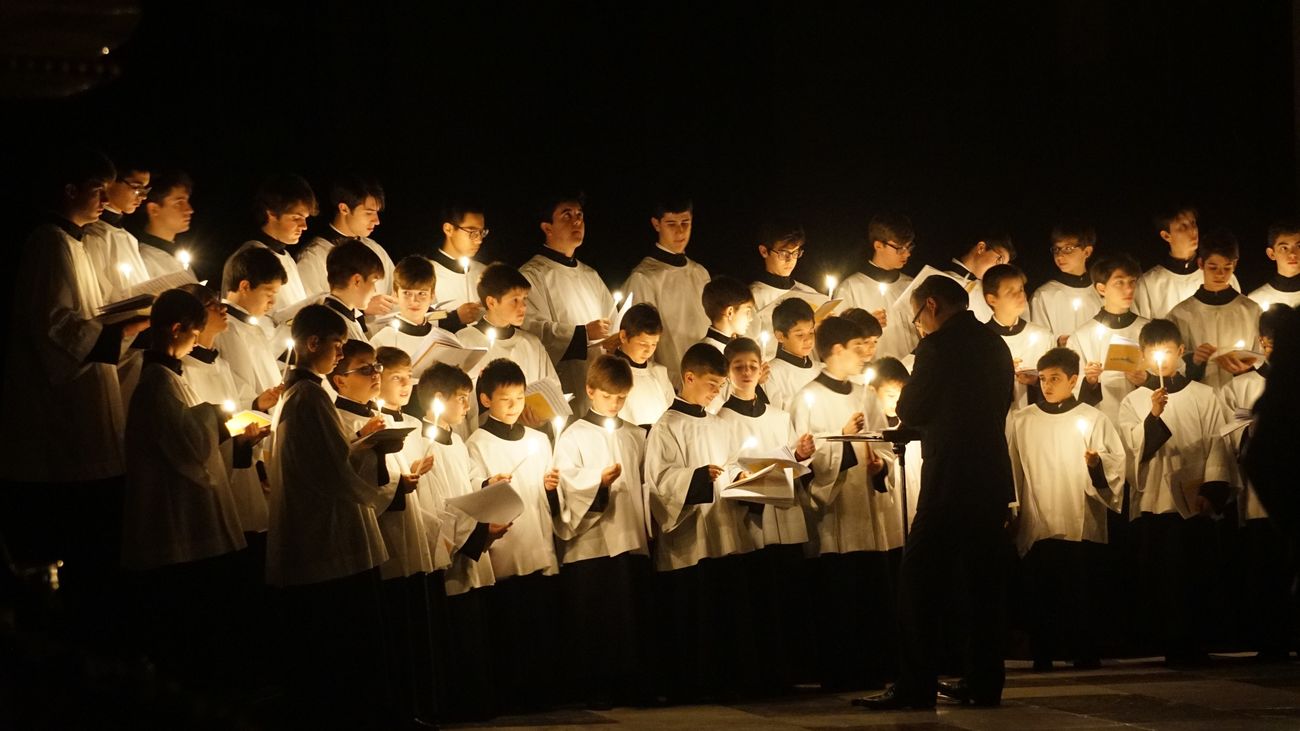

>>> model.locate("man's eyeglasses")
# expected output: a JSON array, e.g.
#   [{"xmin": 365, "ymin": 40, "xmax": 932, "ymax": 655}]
[
  {"xmin": 884, "ymin": 241, "xmax": 915, "ymax": 254},
  {"xmin": 341, "ymin": 363, "xmax": 384, "ymax": 377},
  {"xmin": 1050, "ymin": 244, "xmax": 1083, "ymax": 257},
  {"xmin": 769, "ymin": 248, "xmax": 805, "ymax": 262},
  {"xmin": 124, "ymin": 181, "xmax": 152, "ymax": 198},
  {"xmin": 454, "ymin": 225, "xmax": 490, "ymax": 241}
]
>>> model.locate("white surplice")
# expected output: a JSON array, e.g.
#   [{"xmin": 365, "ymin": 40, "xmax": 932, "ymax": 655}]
[
  {"xmin": 551, "ymin": 416, "xmax": 650, "ymax": 565},
  {"xmin": 621, "ymin": 249, "xmax": 711, "ymax": 387}
]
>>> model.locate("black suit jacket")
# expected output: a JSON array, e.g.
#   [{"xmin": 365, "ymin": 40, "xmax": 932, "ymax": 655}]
[{"xmin": 896, "ymin": 310, "xmax": 1016, "ymax": 512}]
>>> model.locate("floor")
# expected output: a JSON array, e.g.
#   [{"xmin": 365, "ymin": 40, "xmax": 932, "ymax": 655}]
[{"xmin": 444, "ymin": 656, "xmax": 1300, "ymax": 730}]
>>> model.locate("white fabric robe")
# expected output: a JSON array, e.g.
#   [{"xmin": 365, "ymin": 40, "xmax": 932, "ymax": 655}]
[
  {"xmin": 457, "ymin": 324, "xmax": 557, "ymax": 384},
  {"xmin": 618, "ymin": 359, "xmax": 675, "ymax": 427},
  {"xmin": 1118, "ymin": 380, "xmax": 1233, "ymax": 520},
  {"xmin": 995, "ymin": 319, "xmax": 1053, "ymax": 411},
  {"xmin": 182, "ymin": 351, "xmax": 270, "ymax": 533},
  {"xmin": 789, "ymin": 377, "xmax": 889, "ymax": 555},
  {"xmin": 1220, "ymin": 370, "xmax": 1268, "ymax": 521},
  {"xmin": 519, "ymin": 253, "xmax": 615, "ymax": 415},
  {"xmin": 226, "ymin": 240, "xmax": 308, "ymax": 318},
  {"xmin": 644, "ymin": 407, "xmax": 752, "ymax": 571},
  {"xmin": 1166, "ymin": 292, "xmax": 1262, "ymax": 390},
  {"xmin": 1007, "ymin": 402, "xmax": 1125, "ymax": 556},
  {"xmin": 764, "ymin": 355, "xmax": 819, "ymax": 413},
  {"xmin": 1, "ymin": 223, "xmax": 126, "ymax": 481},
  {"xmin": 465, "ymin": 425, "xmax": 560, "ymax": 580},
  {"xmin": 366, "ymin": 317, "xmax": 442, "ymax": 364},
  {"xmin": 431, "ymin": 252, "xmax": 488, "ymax": 316},
  {"xmin": 716, "ymin": 403, "xmax": 810, "ymax": 548},
  {"xmin": 122, "ymin": 362, "xmax": 247, "ymax": 570},
  {"xmin": 877, "ymin": 435, "xmax": 922, "ymax": 551},
  {"xmin": 1065, "ymin": 313, "xmax": 1150, "ymax": 426},
  {"xmin": 424, "ymin": 430, "xmax": 496, "ymax": 596},
  {"xmin": 747, "ymin": 279, "xmax": 828, "ymax": 359},
  {"xmin": 296, "ymin": 230, "xmax": 395, "ymax": 299},
  {"xmin": 621, "ymin": 252, "xmax": 711, "ymax": 387},
  {"xmin": 83, "ymin": 218, "xmax": 151, "ymax": 302},
  {"xmin": 265, "ymin": 375, "xmax": 389, "ymax": 586},
  {"xmin": 138, "ymin": 239, "xmax": 187, "ymax": 279},
  {"xmin": 1132, "ymin": 263, "xmax": 1240, "ymax": 320},
  {"xmin": 1029, "ymin": 278, "xmax": 1102, "ymax": 345},
  {"xmin": 838, "ymin": 269, "xmax": 914, "ymax": 360},
  {"xmin": 1247, "ymin": 279, "xmax": 1300, "ymax": 310},
  {"xmin": 215, "ymin": 304, "xmax": 282, "ymax": 405},
  {"xmin": 551, "ymin": 418, "xmax": 650, "ymax": 565}
]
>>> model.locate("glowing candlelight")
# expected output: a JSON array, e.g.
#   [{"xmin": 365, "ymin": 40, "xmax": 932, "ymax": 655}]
[
  {"xmin": 432, "ymin": 398, "xmax": 445, "ymax": 420},
  {"xmin": 1153, "ymin": 349, "xmax": 1166, "ymax": 391},
  {"xmin": 487, "ymin": 329, "xmax": 496, "ymax": 347},
  {"xmin": 1071, "ymin": 297, "xmax": 1082, "ymax": 312},
  {"xmin": 177, "ymin": 249, "xmax": 192, "ymax": 270},
  {"xmin": 1027, "ymin": 332, "xmax": 1040, "ymax": 348},
  {"xmin": 878, "ymin": 282, "xmax": 888, "ymax": 298},
  {"xmin": 284, "ymin": 337, "xmax": 296, "ymax": 371},
  {"xmin": 552, "ymin": 415, "xmax": 566, "ymax": 436},
  {"xmin": 221, "ymin": 399, "xmax": 236, "ymax": 414},
  {"xmin": 826, "ymin": 275, "xmax": 838, "ymax": 299},
  {"xmin": 248, "ymin": 316, "xmax": 259, "ymax": 326},
  {"xmin": 1234, "ymin": 339, "xmax": 1246, "ymax": 351},
  {"xmin": 603, "ymin": 417, "xmax": 617, "ymax": 433},
  {"xmin": 1094, "ymin": 323, "xmax": 1106, "ymax": 340},
  {"xmin": 390, "ymin": 319, "xmax": 400, "ymax": 330},
  {"xmin": 1259, "ymin": 299, "xmax": 1271, "ymax": 311},
  {"xmin": 459, "ymin": 256, "xmax": 472, "ymax": 302},
  {"xmin": 1076, "ymin": 417, "xmax": 1089, "ymax": 446},
  {"xmin": 424, "ymin": 425, "xmax": 437, "ymax": 440},
  {"xmin": 117, "ymin": 262, "xmax": 132, "ymax": 278},
  {"xmin": 865, "ymin": 366, "xmax": 877, "ymax": 385},
  {"xmin": 613, "ymin": 291, "xmax": 624, "ymax": 305},
  {"xmin": 376, "ymin": 398, "xmax": 386, "ymax": 413},
  {"xmin": 759, "ymin": 330, "xmax": 771, "ymax": 350},
  {"xmin": 507, "ymin": 439, "xmax": 541, "ymax": 475},
  {"xmin": 803, "ymin": 391, "xmax": 816, "ymax": 408}
]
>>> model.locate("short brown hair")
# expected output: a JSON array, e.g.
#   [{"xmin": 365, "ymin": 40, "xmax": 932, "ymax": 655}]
[
  {"xmin": 393, "ymin": 255, "xmax": 435, "ymax": 292},
  {"xmin": 586, "ymin": 354, "xmax": 633, "ymax": 394},
  {"xmin": 375, "ymin": 345, "xmax": 412, "ymax": 371}
]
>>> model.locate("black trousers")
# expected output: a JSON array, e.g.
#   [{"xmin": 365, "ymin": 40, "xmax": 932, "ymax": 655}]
[
  {"xmin": 381, "ymin": 573, "xmax": 439, "ymax": 722},
  {"xmin": 482, "ymin": 571, "xmax": 561, "ymax": 713},
  {"xmin": 560, "ymin": 552, "xmax": 654, "ymax": 703},
  {"xmin": 442, "ymin": 586, "xmax": 496, "ymax": 721},
  {"xmin": 1136, "ymin": 512, "xmax": 1217, "ymax": 662},
  {"xmin": 895, "ymin": 504, "xmax": 1008, "ymax": 704},
  {"xmin": 1022, "ymin": 538, "xmax": 1104, "ymax": 665},
  {"xmin": 654, "ymin": 554, "xmax": 757, "ymax": 701},
  {"xmin": 1244, "ymin": 518, "xmax": 1293, "ymax": 656},
  {"xmin": 814, "ymin": 549, "xmax": 896, "ymax": 691},
  {"xmin": 746, "ymin": 543, "xmax": 816, "ymax": 690}
]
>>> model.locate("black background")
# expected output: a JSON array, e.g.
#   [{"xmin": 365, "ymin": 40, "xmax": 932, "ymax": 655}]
[{"xmin": 6, "ymin": 0, "xmax": 1296, "ymax": 290}]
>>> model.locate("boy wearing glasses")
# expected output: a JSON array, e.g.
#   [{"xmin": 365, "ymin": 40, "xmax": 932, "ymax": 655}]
[
  {"xmin": 748, "ymin": 220, "xmax": 826, "ymax": 357},
  {"xmin": 84, "ymin": 157, "xmax": 153, "ymax": 300},
  {"xmin": 622, "ymin": 197, "xmax": 711, "ymax": 388},
  {"xmin": 1029, "ymin": 223, "xmax": 1101, "ymax": 347},
  {"xmin": 430, "ymin": 200, "xmax": 488, "ymax": 333},
  {"xmin": 1248, "ymin": 220, "xmax": 1300, "ymax": 309},
  {"xmin": 322, "ymin": 239, "xmax": 386, "ymax": 343},
  {"xmin": 297, "ymin": 176, "xmax": 397, "ymax": 317},
  {"xmin": 839, "ymin": 213, "xmax": 916, "ymax": 360},
  {"xmin": 1006, "ymin": 348, "xmax": 1124, "ymax": 670}
]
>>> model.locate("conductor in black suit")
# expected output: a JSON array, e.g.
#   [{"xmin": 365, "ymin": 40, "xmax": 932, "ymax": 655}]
[{"xmin": 857, "ymin": 275, "xmax": 1015, "ymax": 710}]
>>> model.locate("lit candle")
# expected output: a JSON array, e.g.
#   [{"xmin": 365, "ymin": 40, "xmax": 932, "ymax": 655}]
[
  {"xmin": 248, "ymin": 316, "xmax": 259, "ymax": 326},
  {"xmin": 459, "ymin": 256, "xmax": 472, "ymax": 302},
  {"xmin": 1076, "ymin": 417, "xmax": 1089, "ymax": 447},
  {"xmin": 508, "ymin": 439, "xmax": 541, "ymax": 475},
  {"xmin": 826, "ymin": 275, "xmax": 838, "ymax": 299},
  {"xmin": 759, "ymin": 330, "xmax": 771, "ymax": 350},
  {"xmin": 177, "ymin": 249, "xmax": 192, "ymax": 270},
  {"xmin": 877, "ymin": 282, "xmax": 888, "ymax": 298},
  {"xmin": 1234, "ymin": 339, "xmax": 1246, "ymax": 351},
  {"xmin": 1071, "ymin": 297, "xmax": 1082, "ymax": 312},
  {"xmin": 803, "ymin": 391, "xmax": 816, "ymax": 409},
  {"xmin": 1027, "ymin": 332, "xmax": 1039, "ymax": 348},
  {"xmin": 865, "ymin": 367, "xmax": 877, "ymax": 385},
  {"xmin": 431, "ymin": 398, "xmax": 446, "ymax": 422},
  {"xmin": 1259, "ymin": 299, "xmax": 1271, "ymax": 312},
  {"xmin": 1153, "ymin": 349, "xmax": 1166, "ymax": 391},
  {"xmin": 487, "ymin": 329, "xmax": 497, "ymax": 348},
  {"xmin": 613, "ymin": 291, "xmax": 624, "ymax": 305},
  {"xmin": 284, "ymin": 337, "xmax": 296, "ymax": 371},
  {"xmin": 221, "ymin": 399, "xmax": 236, "ymax": 414},
  {"xmin": 552, "ymin": 415, "xmax": 566, "ymax": 437},
  {"xmin": 375, "ymin": 398, "xmax": 386, "ymax": 414},
  {"xmin": 603, "ymin": 417, "xmax": 617, "ymax": 433},
  {"xmin": 424, "ymin": 424, "xmax": 437, "ymax": 440},
  {"xmin": 1093, "ymin": 323, "xmax": 1106, "ymax": 340},
  {"xmin": 117, "ymin": 262, "xmax": 132, "ymax": 278},
  {"xmin": 390, "ymin": 319, "xmax": 400, "ymax": 331}
]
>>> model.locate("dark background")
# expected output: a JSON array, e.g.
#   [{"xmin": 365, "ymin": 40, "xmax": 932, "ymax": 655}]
[{"xmin": 5, "ymin": 0, "xmax": 1297, "ymax": 290}]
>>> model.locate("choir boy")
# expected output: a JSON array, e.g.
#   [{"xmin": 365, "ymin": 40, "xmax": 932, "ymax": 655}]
[
  {"xmin": 839, "ymin": 307, "xmax": 885, "ymax": 388},
  {"xmin": 1220, "ymin": 305, "xmax": 1291, "ymax": 660},
  {"xmin": 136, "ymin": 170, "xmax": 196, "ymax": 278},
  {"xmin": 296, "ymin": 175, "xmax": 395, "ymax": 315},
  {"xmin": 622, "ymin": 197, "xmax": 711, "ymax": 387},
  {"xmin": 1029, "ymin": 223, "xmax": 1101, "ymax": 346},
  {"xmin": 789, "ymin": 316, "xmax": 891, "ymax": 690},
  {"xmin": 122, "ymin": 289, "xmax": 253, "ymax": 685},
  {"xmin": 1166, "ymin": 229, "xmax": 1262, "ymax": 389},
  {"xmin": 322, "ymin": 238, "xmax": 386, "ymax": 343},
  {"xmin": 1133, "ymin": 205, "xmax": 1239, "ymax": 319},
  {"xmin": 430, "ymin": 200, "xmax": 488, "ymax": 333},
  {"xmin": 717, "ymin": 337, "xmax": 816, "ymax": 690},
  {"xmin": 551, "ymin": 355, "xmax": 653, "ymax": 707},
  {"xmin": 221, "ymin": 173, "xmax": 317, "ymax": 316},
  {"xmin": 458, "ymin": 263, "xmax": 559, "ymax": 385},
  {"xmin": 613, "ymin": 302, "xmax": 676, "ymax": 427},
  {"xmin": 644, "ymin": 343, "xmax": 756, "ymax": 700},
  {"xmin": 837, "ymin": 213, "xmax": 916, "ymax": 359},
  {"xmin": 1247, "ymin": 220, "xmax": 1300, "ymax": 309},
  {"xmin": 416, "ymin": 364, "xmax": 502, "ymax": 720},
  {"xmin": 1066, "ymin": 253, "xmax": 1150, "ymax": 425},
  {"xmin": 83, "ymin": 157, "xmax": 151, "ymax": 300},
  {"xmin": 464, "ymin": 358, "xmax": 562, "ymax": 710},
  {"xmin": 519, "ymin": 192, "xmax": 615, "ymax": 415},
  {"xmin": 264, "ymin": 303, "xmax": 393, "ymax": 727},
  {"xmin": 367, "ymin": 255, "xmax": 441, "ymax": 358},
  {"xmin": 218, "ymin": 245, "xmax": 286, "ymax": 404},
  {"xmin": 699, "ymin": 275, "xmax": 757, "ymax": 412},
  {"xmin": 764, "ymin": 297, "xmax": 820, "ymax": 412},
  {"xmin": 748, "ymin": 220, "xmax": 824, "ymax": 354},
  {"xmin": 983, "ymin": 264, "xmax": 1053, "ymax": 410},
  {"xmin": 872, "ymin": 357, "xmax": 921, "ymax": 536},
  {"xmin": 1118, "ymin": 319, "xmax": 1234, "ymax": 666},
  {"xmin": 1006, "ymin": 348, "xmax": 1125, "ymax": 670}
]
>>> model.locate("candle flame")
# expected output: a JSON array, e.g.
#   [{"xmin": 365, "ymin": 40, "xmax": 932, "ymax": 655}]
[
  {"xmin": 458, "ymin": 256, "xmax": 470, "ymax": 272},
  {"xmin": 878, "ymin": 282, "xmax": 888, "ymax": 296},
  {"xmin": 613, "ymin": 290, "xmax": 623, "ymax": 304},
  {"xmin": 825, "ymin": 275, "xmax": 838, "ymax": 296},
  {"xmin": 432, "ymin": 398, "xmax": 445, "ymax": 417},
  {"xmin": 117, "ymin": 263, "xmax": 132, "ymax": 276},
  {"xmin": 1076, "ymin": 418, "xmax": 1088, "ymax": 437},
  {"xmin": 221, "ymin": 399, "xmax": 236, "ymax": 414},
  {"xmin": 803, "ymin": 391, "xmax": 816, "ymax": 407},
  {"xmin": 865, "ymin": 367, "xmax": 877, "ymax": 384},
  {"xmin": 1234, "ymin": 339, "xmax": 1246, "ymax": 350},
  {"xmin": 177, "ymin": 249, "xmax": 192, "ymax": 269},
  {"xmin": 1071, "ymin": 297, "xmax": 1082, "ymax": 311},
  {"xmin": 759, "ymin": 330, "xmax": 771, "ymax": 346},
  {"xmin": 603, "ymin": 417, "xmax": 616, "ymax": 433},
  {"xmin": 248, "ymin": 316, "xmax": 259, "ymax": 326}
]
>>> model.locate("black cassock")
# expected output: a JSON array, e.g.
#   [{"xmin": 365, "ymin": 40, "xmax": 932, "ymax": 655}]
[{"xmin": 894, "ymin": 310, "xmax": 1015, "ymax": 705}]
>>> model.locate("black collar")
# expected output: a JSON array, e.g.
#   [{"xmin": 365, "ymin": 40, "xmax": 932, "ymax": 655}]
[
  {"xmin": 144, "ymin": 350, "xmax": 183, "ymax": 376},
  {"xmin": 480, "ymin": 416, "xmax": 525, "ymax": 441},
  {"xmin": 581, "ymin": 409, "xmax": 622, "ymax": 429},
  {"xmin": 814, "ymin": 371, "xmax": 853, "ymax": 395},
  {"xmin": 335, "ymin": 396, "xmax": 377, "ymax": 418},
  {"xmin": 613, "ymin": 348, "xmax": 647, "ymax": 369},
  {"xmin": 285, "ymin": 368, "xmax": 321, "ymax": 388},
  {"xmin": 475, "ymin": 319, "xmax": 515, "ymax": 339},
  {"xmin": 224, "ymin": 302, "xmax": 253, "ymax": 324},
  {"xmin": 324, "ymin": 295, "xmax": 365, "ymax": 324},
  {"xmin": 1159, "ymin": 255, "xmax": 1198, "ymax": 275},
  {"xmin": 986, "ymin": 316, "xmax": 1027, "ymax": 337},
  {"xmin": 861, "ymin": 259, "xmax": 901, "ymax": 283},
  {"xmin": 705, "ymin": 327, "xmax": 733, "ymax": 346},
  {"xmin": 426, "ymin": 421, "xmax": 453, "ymax": 445},
  {"xmin": 775, "ymin": 347, "xmax": 813, "ymax": 369},
  {"xmin": 650, "ymin": 246, "xmax": 688, "ymax": 267},
  {"xmin": 380, "ymin": 406, "xmax": 404, "ymax": 420},
  {"xmin": 1037, "ymin": 397, "xmax": 1081, "ymax": 414},
  {"xmin": 723, "ymin": 393, "xmax": 766, "ymax": 418},
  {"xmin": 1053, "ymin": 271, "xmax": 1093, "ymax": 288},
  {"xmin": 100, "ymin": 208, "xmax": 124, "ymax": 228},
  {"xmin": 539, "ymin": 246, "xmax": 578, "ymax": 268},
  {"xmin": 1094, "ymin": 309, "xmax": 1138, "ymax": 329},
  {"xmin": 189, "ymin": 345, "xmax": 219, "ymax": 364},
  {"xmin": 756, "ymin": 270, "xmax": 795, "ymax": 290},
  {"xmin": 1268, "ymin": 273, "xmax": 1300, "ymax": 293},
  {"xmin": 253, "ymin": 231, "xmax": 288, "ymax": 256},
  {"xmin": 395, "ymin": 317, "xmax": 433, "ymax": 337},
  {"xmin": 948, "ymin": 259, "xmax": 976, "ymax": 281},
  {"xmin": 1143, "ymin": 372, "xmax": 1190, "ymax": 394},
  {"xmin": 138, "ymin": 229, "xmax": 180, "ymax": 254},
  {"xmin": 432, "ymin": 247, "xmax": 470, "ymax": 271},
  {"xmin": 47, "ymin": 214, "xmax": 86, "ymax": 242},
  {"xmin": 669, "ymin": 398, "xmax": 707, "ymax": 418},
  {"xmin": 1192, "ymin": 286, "xmax": 1239, "ymax": 306},
  {"xmin": 325, "ymin": 225, "xmax": 353, "ymax": 246}
]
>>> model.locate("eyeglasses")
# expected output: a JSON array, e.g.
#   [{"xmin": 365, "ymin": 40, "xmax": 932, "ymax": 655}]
[
  {"xmin": 769, "ymin": 248, "xmax": 805, "ymax": 262},
  {"xmin": 884, "ymin": 241, "xmax": 915, "ymax": 253},
  {"xmin": 124, "ymin": 181, "xmax": 152, "ymax": 198},
  {"xmin": 340, "ymin": 363, "xmax": 384, "ymax": 377},
  {"xmin": 454, "ymin": 225, "xmax": 490, "ymax": 241},
  {"xmin": 1050, "ymin": 244, "xmax": 1083, "ymax": 257},
  {"xmin": 912, "ymin": 303, "xmax": 926, "ymax": 325}
]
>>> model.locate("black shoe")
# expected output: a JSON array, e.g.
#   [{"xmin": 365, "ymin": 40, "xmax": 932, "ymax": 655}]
[
  {"xmin": 937, "ymin": 679, "xmax": 970, "ymax": 704},
  {"xmin": 851, "ymin": 685, "xmax": 936, "ymax": 710}
]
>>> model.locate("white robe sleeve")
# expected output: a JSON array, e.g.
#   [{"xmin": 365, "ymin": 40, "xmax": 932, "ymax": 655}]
[
  {"xmin": 1085, "ymin": 415, "xmax": 1126, "ymax": 513},
  {"xmin": 520, "ymin": 267, "xmax": 580, "ymax": 364},
  {"xmin": 551, "ymin": 430, "xmax": 606, "ymax": 540},
  {"xmin": 645, "ymin": 423, "xmax": 705, "ymax": 533},
  {"xmin": 792, "ymin": 398, "xmax": 846, "ymax": 510}
]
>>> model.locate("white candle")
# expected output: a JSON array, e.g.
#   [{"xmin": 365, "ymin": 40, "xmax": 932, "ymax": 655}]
[
  {"xmin": 803, "ymin": 391, "xmax": 816, "ymax": 408},
  {"xmin": 221, "ymin": 399, "xmax": 236, "ymax": 414},
  {"xmin": 1076, "ymin": 417, "xmax": 1089, "ymax": 447},
  {"xmin": 759, "ymin": 330, "xmax": 771, "ymax": 350},
  {"xmin": 552, "ymin": 415, "xmax": 566, "ymax": 436},
  {"xmin": 487, "ymin": 329, "xmax": 496, "ymax": 348},
  {"xmin": 1153, "ymin": 349, "xmax": 1166, "ymax": 391},
  {"xmin": 1071, "ymin": 297, "xmax": 1082, "ymax": 312},
  {"xmin": 865, "ymin": 367, "xmax": 876, "ymax": 385},
  {"xmin": 284, "ymin": 338, "xmax": 296, "ymax": 371},
  {"xmin": 459, "ymin": 256, "xmax": 472, "ymax": 302},
  {"xmin": 826, "ymin": 275, "xmax": 838, "ymax": 299},
  {"xmin": 177, "ymin": 249, "xmax": 192, "ymax": 270}
]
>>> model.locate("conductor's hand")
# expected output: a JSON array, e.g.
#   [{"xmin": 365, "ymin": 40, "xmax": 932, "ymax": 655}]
[
  {"xmin": 456, "ymin": 301, "xmax": 484, "ymax": 324},
  {"xmin": 1192, "ymin": 342, "xmax": 1217, "ymax": 365},
  {"xmin": 585, "ymin": 318, "xmax": 611, "ymax": 342},
  {"xmin": 865, "ymin": 448, "xmax": 885, "ymax": 476},
  {"xmin": 358, "ymin": 414, "xmax": 387, "ymax": 437},
  {"xmin": 1124, "ymin": 368, "xmax": 1147, "ymax": 387},
  {"xmin": 794, "ymin": 433, "xmax": 815, "ymax": 461},
  {"xmin": 842, "ymin": 412, "xmax": 866, "ymax": 436},
  {"xmin": 543, "ymin": 468, "xmax": 560, "ymax": 492},
  {"xmin": 1150, "ymin": 387, "xmax": 1169, "ymax": 418},
  {"xmin": 872, "ymin": 309, "xmax": 888, "ymax": 328},
  {"xmin": 255, "ymin": 384, "xmax": 284, "ymax": 411},
  {"xmin": 364, "ymin": 293, "xmax": 397, "ymax": 317},
  {"xmin": 1084, "ymin": 449, "xmax": 1101, "ymax": 468},
  {"xmin": 706, "ymin": 465, "xmax": 724, "ymax": 481},
  {"xmin": 1084, "ymin": 361, "xmax": 1103, "ymax": 385},
  {"xmin": 600, "ymin": 463, "xmax": 622, "ymax": 489}
]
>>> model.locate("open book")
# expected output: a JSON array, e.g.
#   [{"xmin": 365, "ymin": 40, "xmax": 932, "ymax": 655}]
[
  {"xmin": 96, "ymin": 269, "xmax": 200, "ymax": 322},
  {"xmin": 589, "ymin": 292, "xmax": 637, "ymax": 346},
  {"xmin": 224, "ymin": 410, "xmax": 272, "ymax": 436},
  {"xmin": 1102, "ymin": 336, "xmax": 1144, "ymax": 372},
  {"xmin": 411, "ymin": 328, "xmax": 488, "ymax": 377},
  {"xmin": 524, "ymin": 378, "xmax": 574, "ymax": 422},
  {"xmin": 351, "ymin": 426, "xmax": 415, "ymax": 451},
  {"xmin": 738, "ymin": 445, "xmax": 812, "ymax": 479},
  {"xmin": 446, "ymin": 480, "xmax": 525, "ymax": 524},
  {"xmin": 720, "ymin": 463, "xmax": 794, "ymax": 505}
]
